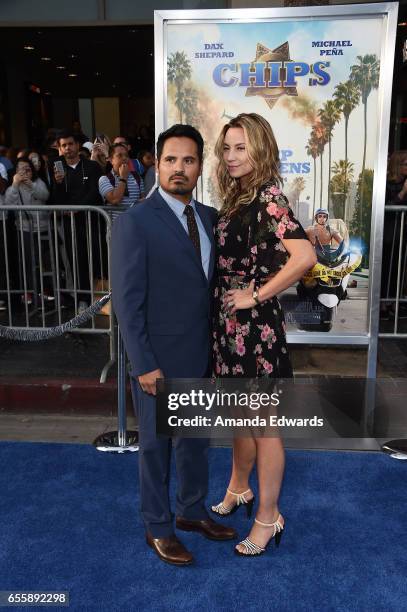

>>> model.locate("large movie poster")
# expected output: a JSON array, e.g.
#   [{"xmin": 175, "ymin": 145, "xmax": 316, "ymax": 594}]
[{"xmin": 160, "ymin": 9, "xmax": 393, "ymax": 338}]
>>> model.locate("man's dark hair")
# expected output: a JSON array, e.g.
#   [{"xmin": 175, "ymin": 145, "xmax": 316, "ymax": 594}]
[
  {"xmin": 56, "ymin": 130, "xmax": 81, "ymax": 145},
  {"xmin": 156, "ymin": 124, "xmax": 204, "ymax": 163}
]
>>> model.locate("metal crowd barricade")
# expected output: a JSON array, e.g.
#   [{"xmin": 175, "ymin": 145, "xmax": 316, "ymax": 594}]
[
  {"xmin": 379, "ymin": 204, "xmax": 407, "ymax": 459},
  {"xmin": 0, "ymin": 204, "xmax": 116, "ymax": 382},
  {"xmin": 379, "ymin": 204, "xmax": 407, "ymax": 338}
]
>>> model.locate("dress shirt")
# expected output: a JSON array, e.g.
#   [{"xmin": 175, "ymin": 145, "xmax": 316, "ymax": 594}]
[{"xmin": 158, "ymin": 187, "xmax": 211, "ymax": 279}]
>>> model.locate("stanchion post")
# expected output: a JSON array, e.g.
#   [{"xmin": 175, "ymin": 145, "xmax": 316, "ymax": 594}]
[
  {"xmin": 94, "ymin": 326, "xmax": 139, "ymax": 452},
  {"xmin": 117, "ymin": 330, "xmax": 127, "ymax": 447}
]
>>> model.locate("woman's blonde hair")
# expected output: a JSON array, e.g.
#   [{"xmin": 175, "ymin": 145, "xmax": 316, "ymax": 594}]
[
  {"xmin": 215, "ymin": 113, "xmax": 282, "ymax": 216},
  {"xmin": 388, "ymin": 150, "xmax": 407, "ymax": 182}
]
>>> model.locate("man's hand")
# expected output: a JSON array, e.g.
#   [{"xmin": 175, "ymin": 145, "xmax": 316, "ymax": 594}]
[
  {"xmin": 119, "ymin": 161, "xmax": 129, "ymax": 180},
  {"xmin": 138, "ymin": 368, "xmax": 163, "ymax": 396},
  {"xmin": 54, "ymin": 170, "xmax": 65, "ymax": 184},
  {"xmin": 91, "ymin": 143, "xmax": 107, "ymax": 166}
]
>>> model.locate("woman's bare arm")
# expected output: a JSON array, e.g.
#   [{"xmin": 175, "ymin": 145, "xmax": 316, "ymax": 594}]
[
  {"xmin": 257, "ymin": 238, "xmax": 317, "ymax": 302},
  {"xmin": 225, "ymin": 238, "xmax": 317, "ymax": 313}
]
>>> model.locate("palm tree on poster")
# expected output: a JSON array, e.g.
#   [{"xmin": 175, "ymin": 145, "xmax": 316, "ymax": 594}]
[
  {"xmin": 350, "ymin": 55, "xmax": 380, "ymax": 182},
  {"xmin": 349, "ymin": 54, "xmax": 380, "ymax": 237},
  {"xmin": 333, "ymin": 81, "xmax": 360, "ymax": 218},
  {"xmin": 333, "ymin": 80, "xmax": 360, "ymax": 175},
  {"xmin": 306, "ymin": 135, "xmax": 318, "ymax": 211},
  {"xmin": 318, "ymin": 100, "xmax": 341, "ymax": 212},
  {"xmin": 181, "ymin": 86, "xmax": 201, "ymax": 127},
  {"xmin": 168, "ymin": 51, "xmax": 192, "ymax": 123},
  {"xmin": 330, "ymin": 159, "xmax": 354, "ymax": 220},
  {"xmin": 290, "ymin": 176, "xmax": 307, "ymax": 216},
  {"xmin": 311, "ymin": 122, "xmax": 328, "ymax": 209}
]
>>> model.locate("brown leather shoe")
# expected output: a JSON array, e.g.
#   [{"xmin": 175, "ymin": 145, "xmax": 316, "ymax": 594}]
[
  {"xmin": 176, "ymin": 516, "xmax": 237, "ymax": 541},
  {"xmin": 146, "ymin": 532, "xmax": 193, "ymax": 566}
]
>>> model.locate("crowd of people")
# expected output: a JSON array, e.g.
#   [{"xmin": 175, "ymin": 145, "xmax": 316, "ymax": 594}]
[{"xmin": 0, "ymin": 125, "xmax": 156, "ymax": 313}]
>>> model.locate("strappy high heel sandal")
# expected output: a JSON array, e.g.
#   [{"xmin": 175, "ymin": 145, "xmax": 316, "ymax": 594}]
[
  {"xmin": 235, "ymin": 515, "xmax": 284, "ymax": 556},
  {"xmin": 211, "ymin": 488, "xmax": 255, "ymax": 518}
]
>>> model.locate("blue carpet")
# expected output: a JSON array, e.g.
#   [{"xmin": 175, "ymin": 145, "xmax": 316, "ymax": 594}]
[{"xmin": 0, "ymin": 443, "xmax": 406, "ymax": 612}]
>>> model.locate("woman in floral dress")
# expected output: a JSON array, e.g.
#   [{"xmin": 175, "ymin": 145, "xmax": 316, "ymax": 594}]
[{"xmin": 211, "ymin": 113, "xmax": 316, "ymax": 556}]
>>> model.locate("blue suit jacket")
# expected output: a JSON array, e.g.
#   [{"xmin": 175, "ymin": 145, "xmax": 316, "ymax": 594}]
[{"xmin": 111, "ymin": 189, "xmax": 218, "ymax": 379}]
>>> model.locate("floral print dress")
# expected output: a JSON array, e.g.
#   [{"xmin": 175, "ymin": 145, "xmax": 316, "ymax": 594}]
[{"xmin": 213, "ymin": 182, "xmax": 307, "ymax": 378}]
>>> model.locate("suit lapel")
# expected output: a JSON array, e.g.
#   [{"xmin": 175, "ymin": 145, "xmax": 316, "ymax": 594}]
[{"xmin": 150, "ymin": 191, "xmax": 207, "ymax": 280}]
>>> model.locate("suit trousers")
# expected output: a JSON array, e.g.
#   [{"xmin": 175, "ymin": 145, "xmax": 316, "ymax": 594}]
[{"xmin": 132, "ymin": 379, "xmax": 209, "ymax": 538}]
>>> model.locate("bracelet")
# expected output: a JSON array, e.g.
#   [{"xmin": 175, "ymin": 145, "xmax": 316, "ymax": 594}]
[{"xmin": 252, "ymin": 288, "xmax": 261, "ymax": 305}]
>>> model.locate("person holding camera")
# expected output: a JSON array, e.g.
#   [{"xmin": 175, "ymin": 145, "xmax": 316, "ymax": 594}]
[
  {"xmin": 49, "ymin": 131, "xmax": 102, "ymax": 312},
  {"xmin": 4, "ymin": 157, "xmax": 50, "ymax": 305}
]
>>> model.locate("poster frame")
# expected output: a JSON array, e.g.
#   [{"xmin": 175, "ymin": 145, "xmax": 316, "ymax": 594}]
[{"xmin": 154, "ymin": 3, "xmax": 398, "ymax": 379}]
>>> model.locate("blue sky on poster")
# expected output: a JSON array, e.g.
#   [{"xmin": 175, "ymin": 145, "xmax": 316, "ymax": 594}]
[
  {"xmin": 167, "ymin": 17, "xmax": 383, "ymax": 208},
  {"xmin": 168, "ymin": 18, "xmax": 382, "ymax": 94}
]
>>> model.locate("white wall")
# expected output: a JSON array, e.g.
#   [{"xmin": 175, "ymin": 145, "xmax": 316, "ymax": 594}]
[{"xmin": 93, "ymin": 97, "xmax": 120, "ymax": 142}]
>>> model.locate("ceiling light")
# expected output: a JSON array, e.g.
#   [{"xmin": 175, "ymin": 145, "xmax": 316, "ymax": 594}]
[
  {"xmin": 41, "ymin": 57, "xmax": 51, "ymax": 61},
  {"xmin": 69, "ymin": 54, "xmax": 77, "ymax": 59},
  {"xmin": 56, "ymin": 66, "xmax": 66, "ymax": 70},
  {"xmin": 68, "ymin": 73, "xmax": 78, "ymax": 78},
  {"xmin": 398, "ymin": 22, "xmax": 407, "ymax": 26},
  {"xmin": 44, "ymin": 91, "xmax": 52, "ymax": 96},
  {"xmin": 24, "ymin": 45, "xmax": 35, "ymax": 50},
  {"xmin": 95, "ymin": 71, "xmax": 101, "ymax": 76}
]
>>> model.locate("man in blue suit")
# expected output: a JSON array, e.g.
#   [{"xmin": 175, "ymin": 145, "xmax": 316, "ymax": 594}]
[{"xmin": 112, "ymin": 125, "xmax": 236, "ymax": 565}]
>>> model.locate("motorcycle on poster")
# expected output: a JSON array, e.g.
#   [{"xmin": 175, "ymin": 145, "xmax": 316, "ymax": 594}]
[{"xmin": 297, "ymin": 210, "xmax": 362, "ymax": 332}]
